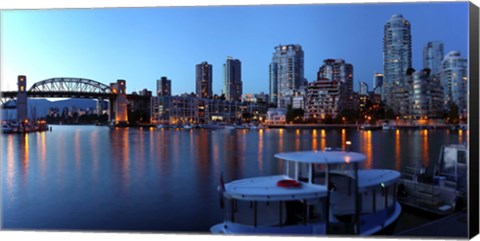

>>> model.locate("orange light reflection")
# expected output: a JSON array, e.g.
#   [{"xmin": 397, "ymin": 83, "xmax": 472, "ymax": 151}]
[
  {"xmin": 395, "ymin": 129, "xmax": 401, "ymax": 170},
  {"xmin": 422, "ymin": 130, "xmax": 429, "ymax": 166},
  {"xmin": 320, "ymin": 129, "xmax": 326, "ymax": 151}
]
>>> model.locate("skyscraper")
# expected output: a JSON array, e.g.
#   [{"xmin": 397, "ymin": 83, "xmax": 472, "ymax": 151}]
[
  {"xmin": 373, "ymin": 73, "xmax": 384, "ymax": 97},
  {"xmin": 223, "ymin": 57, "xmax": 242, "ymax": 102},
  {"xmin": 269, "ymin": 44, "xmax": 304, "ymax": 108},
  {"xmin": 359, "ymin": 81, "xmax": 368, "ymax": 95},
  {"xmin": 196, "ymin": 61, "xmax": 213, "ymax": 99},
  {"xmin": 317, "ymin": 59, "xmax": 354, "ymax": 111},
  {"xmin": 383, "ymin": 14, "xmax": 412, "ymax": 112},
  {"xmin": 423, "ymin": 41, "xmax": 444, "ymax": 76},
  {"xmin": 440, "ymin": 51, "xmax": 468, "ymax": 117},
  {"xmin": 157, "ymin": 76, "xmax": 171, "ymax": 96}
]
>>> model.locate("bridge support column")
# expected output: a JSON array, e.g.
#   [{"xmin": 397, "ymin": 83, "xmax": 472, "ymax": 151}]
[
  {"xmin": 17, "ymin": 75, "xmax": 28, "ymax": 123},
  {"xmin": 110, "ymin": 79, "xmax": 128, "ymax": 126}
]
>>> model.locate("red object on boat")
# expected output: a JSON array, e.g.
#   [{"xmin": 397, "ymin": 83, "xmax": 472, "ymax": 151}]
[{"xmin": 276, "ymin": 179, "xmax": 302, "ymax": 188}]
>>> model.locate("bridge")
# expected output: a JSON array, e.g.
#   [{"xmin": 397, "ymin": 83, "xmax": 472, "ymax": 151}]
[{"xmin": 0, "ymin": 76, "xmax": 148, "ymax": 125}]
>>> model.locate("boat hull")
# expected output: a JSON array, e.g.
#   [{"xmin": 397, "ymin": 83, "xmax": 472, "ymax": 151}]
[{"xmin": 211, "ymin": 202, "xmax": 401, "ymax": 236}]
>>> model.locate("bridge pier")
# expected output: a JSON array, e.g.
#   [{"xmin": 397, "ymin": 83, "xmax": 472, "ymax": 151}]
[
  {"xmin": 17, "ymin": 75, "xmax": 28, "ymax": 123},
  {"xmin": 110, "ymin": 79, "xmax": 128, "ymax": 126}
]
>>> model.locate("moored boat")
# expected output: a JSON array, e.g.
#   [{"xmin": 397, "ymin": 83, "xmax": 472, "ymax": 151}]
[
  {"xmin": 397, "ymin": 144, "xmax": 467, "ymax": 216},
  {"xmin": 211, "ymin": 149, "xmax": 402, "ymax": 236}
]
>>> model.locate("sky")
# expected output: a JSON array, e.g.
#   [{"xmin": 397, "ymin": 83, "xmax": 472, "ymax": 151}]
[{"xmin": 0, "ymin": 2, "xmax": 470, "ymax": 97}]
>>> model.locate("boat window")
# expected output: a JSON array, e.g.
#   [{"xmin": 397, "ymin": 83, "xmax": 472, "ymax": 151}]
[
  {"xmin": 256, "ymin": 201, "xmax": 286, "ymax": 227},
  {"xmin": 286, "ymin": 161, "xmax": 296, "ymax": 178},
  {"xmin": 458, "ymin": 151, "xmax": 466, "ymax": 165},
  {"xmin": 439, "ymin": 147, "xmax": 457, "ymax": 180},
  {"xmin": 231, "ymin": 200, "xmax": 255, "ymax": 226},
  {"xmin": 387, "ymin": 185, "xmax": 395, "ymax": 207},
  {"xmin": 308, "ymin": 198, "xmax": 327, "ymax": 223}
]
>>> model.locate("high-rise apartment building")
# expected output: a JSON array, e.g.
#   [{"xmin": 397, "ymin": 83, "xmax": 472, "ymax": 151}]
[
  {"xmin": 411, "ymin": 69, "xmax": 444, "ymax": 119},
  {"xmin": 317, "ymin": 59, "xmax": 354, "ymax": 111},
  {"xmin": 373, "ymin": 73, "xmax": 384, "ymax": 97},
  {"xmin": 423, "ymin": 41, "xmax": 444, "ymax": 76},
  {"xmin": 269, "ymin": 44, "xmax": 304, "ymax": 108},
  {"xmin": 359, "ymin": 81, "xmax": 368, "ymax": 95},
  {"xmin": 223, "ymin": 57, "xmax": 242, "ymax": 102},
  {"xmin": 196, "ymin": 61, "xmax": 213, "ymax": 99},
  {"xmin": 305, "ymin": 78, "xmax": 340, "ymax": 120},
  {"xmin": 383, "ymin": 14, "xmax": 412, "ymax": 113},
  {"xmin": 157, "ymin": 76, "xmax": 171, "ymax": 96},
  {"xmin": 440, "ymin": 51, "xmax": 468, "ymax": 117}
]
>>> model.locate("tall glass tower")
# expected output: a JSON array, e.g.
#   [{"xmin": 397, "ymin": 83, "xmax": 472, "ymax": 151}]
[
  {"xmin": 423, "ymin": 41, "xmax": 444, "ymax": 76},
  {"xmin": 440, "ymin": 51, "xmax": 468, "ymax": 117},
  {"xmin": 269, "ymin": 44, "xmax": 304, "ymax": 108},
  {"xmin": 196, "ymin": 61, "xmax": 213, "ymax": 99},
  {"xmin": 383, "ymin": 14, "xmax": 412, "ymax": 112},
  {"xmin": 157, "ymin": 76, "xmax": 171, "ymax": 97},
  {"xmin": 223, "ymin": 57, "xmax": 242, "ymax": 102}
]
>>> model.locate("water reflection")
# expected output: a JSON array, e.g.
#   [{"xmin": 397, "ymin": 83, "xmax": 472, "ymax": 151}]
[
  {"xmin": 320, "ymin": 129, "xmax": 326, "ymax": 150},
  {"xmin": 6, "ymin": 135, "xmax": 15, "ymax": 196},
  {"xmin": 395, "ymin": 129, "xmax": 401, "ymax": 170},
  {"xmin": 39, "ymin": 132, "xmax": 47, "ymax": 181},
  {"xmin": 20, "ymin": 134, "xmax": 29, "ymax": 185},
  {"xmin": 362, "ymin": 130, "xmax": 373, "ymax": 169},
  {"xmin": 90, "ymin": 131, "xmax": 99, "ymax": 182},
  {"xmin": 278, "ymin": 129, "xmax": 284, "ymax": 153},
  {"xmin": 74, "ymin": 129, "xmax": 81, "ymax": 172},
  {"xmin": 295, "ymin": 129, "xmax": 301, "ymax": 151},
  {"xmin": 422, "ymin": 129, "xmax": 429, "ymax": 166},
  {"xmin": 341, "ymin": 129, "xmax": 346, "ymax": 150},
  {"xmin": 1, "ymin": 126, "xmax": 468, "ymax": 232},
  {"xmin": 258, "ymin": 129, "xmax": 264, "ymax": 171},
  {"xmin": 122, "ymin": 129, "xmax": 130, "ymax": 189},
  {"xmin": 312, "ymin": 129, "xmax": 318, "ymax": 150}
]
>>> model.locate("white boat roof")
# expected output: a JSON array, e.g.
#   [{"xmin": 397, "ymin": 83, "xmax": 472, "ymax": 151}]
[
  {"xmin": 223, "ymin": 175, "xmax": 328, "ymax": 201},
  {"xmin": 274, "ymin": 151, "xmax": 366, "ymax": 164},
  {"xmin": 357, "ymin": 169, "xmax": 400, "ymax": 190}
]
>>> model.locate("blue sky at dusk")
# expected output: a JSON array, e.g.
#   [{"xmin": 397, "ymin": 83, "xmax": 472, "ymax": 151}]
[{"xmin": 1, "ymin": 2, "xmax": 469, "ymax": 96}]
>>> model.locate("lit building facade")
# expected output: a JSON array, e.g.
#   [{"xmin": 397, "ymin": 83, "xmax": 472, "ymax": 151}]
[
  {"xmin": 157, "ymin": 76, "xmax": 172, "ymax": 97},
  {"xmin": 411, "ymin": 69, "xmax": 444, "ymax": 119},
  {"xmin": 373, "ymin": 73, "xmax": 384, "ymax": 97},
  {"xmin": 151, "ymin": 95, "xmax": 268, "ymax": 124},
  {"xmin": 269, "ymin": 44, "xmax": 304, "ymax": 108},
  {"xmin": 305, "ymin": 78, "xmax": 340, "ymax": 120},
  {"xmin": 196, "ymin": 61, "xmax": 213, "ymax": 99},
  {"xmin": 223, "ymin": 57, "xmax": 242, "ymax": 102},
  {"xmin": 423, "ymin": 41, "xmax": 444, "ymax": 76},
  {"xmin": 317, "ymin": 59, "xmax": 354, "ymax": 112},
  {"xmin": 383, "ymin": 14, "xmax": 412, "ymax": 113},
  {"xmin": 359, "ymin": 81, "xmax": 368, "ymax": 95},
  {"xmin": 440, "ymin": 51, "xmax": 468, "ymax": 117}
]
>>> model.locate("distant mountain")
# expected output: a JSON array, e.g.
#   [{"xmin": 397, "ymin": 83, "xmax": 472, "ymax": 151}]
[{"xmin": 2, "ymin": 98, "xmax": 99, "ymax": 120}]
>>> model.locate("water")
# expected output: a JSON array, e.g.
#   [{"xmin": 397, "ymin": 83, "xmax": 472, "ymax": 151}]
[{"xmin": 1, "ymin": 125, "xmax": 467, "ymax": 232}]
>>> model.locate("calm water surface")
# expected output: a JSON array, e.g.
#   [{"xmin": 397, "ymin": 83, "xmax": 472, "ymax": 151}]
[{"xmin": 1, "ymin": 125, "xmax": 467, "ymax": 232}]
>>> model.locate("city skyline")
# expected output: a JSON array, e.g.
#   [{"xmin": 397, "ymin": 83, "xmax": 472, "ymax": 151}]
[{"xmin": 1, "ymin": 2, "xmax": 468, "ymax": 97}]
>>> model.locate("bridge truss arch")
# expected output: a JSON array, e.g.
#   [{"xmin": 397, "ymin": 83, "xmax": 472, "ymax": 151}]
[{"xmin": 29, "ymin": 78, "xmax": 111, "ymax": 94}]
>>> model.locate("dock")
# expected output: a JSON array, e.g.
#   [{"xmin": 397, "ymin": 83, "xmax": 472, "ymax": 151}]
[{"xmin": 395, "ymin": 211, "xmax": 468, "ymax": 238}]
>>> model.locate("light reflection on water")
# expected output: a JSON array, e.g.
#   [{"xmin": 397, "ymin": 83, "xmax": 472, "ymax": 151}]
[{"xmin": 1, "ymin": 125, "xmax": 467, "ymax": 232}]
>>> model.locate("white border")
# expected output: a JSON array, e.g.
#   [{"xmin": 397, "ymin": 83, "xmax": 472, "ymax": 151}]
[{"xmin": 0, "ymin": 1, "xmax": 478, "ymax": 241}]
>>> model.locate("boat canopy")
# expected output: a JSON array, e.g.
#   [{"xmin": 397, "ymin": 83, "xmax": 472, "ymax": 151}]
[
  {"xmin": 357, "ymin": 170, "xmax": 400, "ymax": 190},
  {"xmin": 274, "ymin": 151, "xmax": 366, "ymax": 165},
  {"xmin": 223, "ymin": 175, "xmax": 328, "ymax": 201}
]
